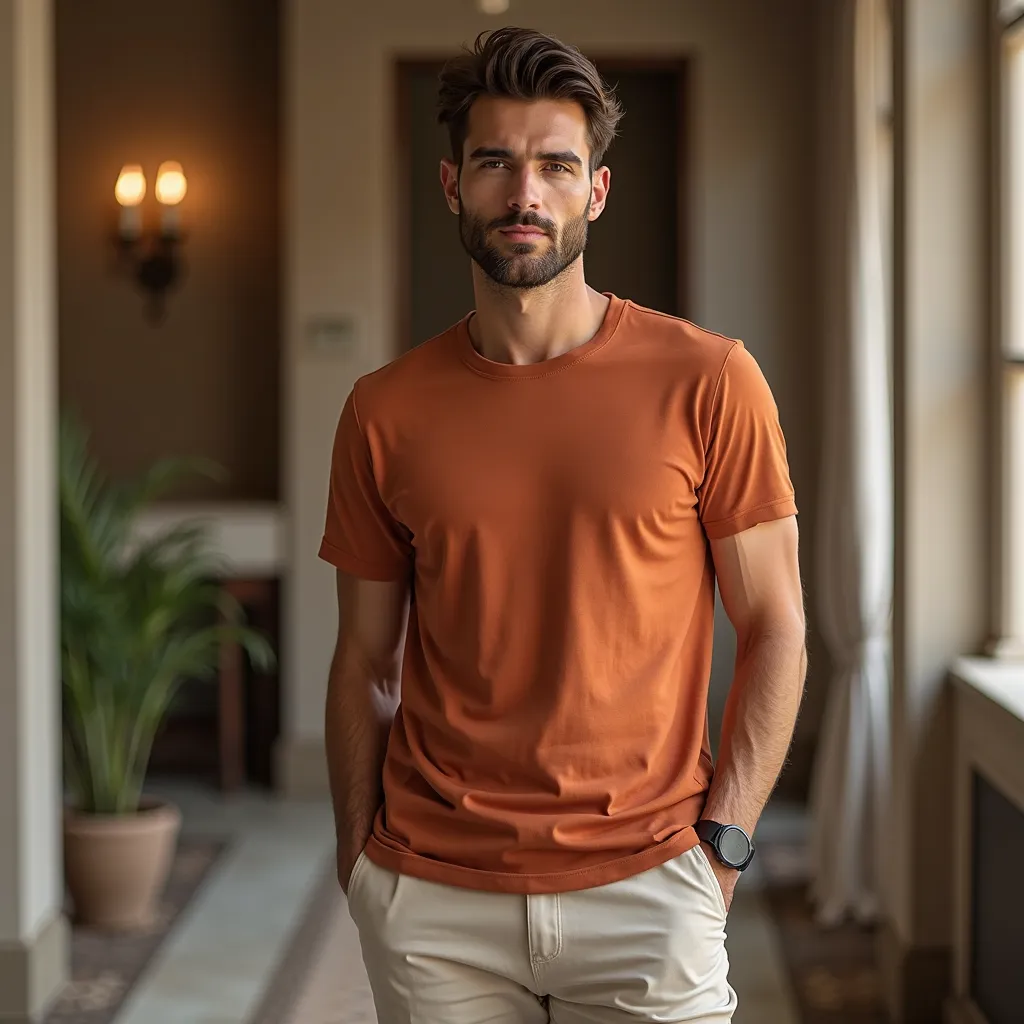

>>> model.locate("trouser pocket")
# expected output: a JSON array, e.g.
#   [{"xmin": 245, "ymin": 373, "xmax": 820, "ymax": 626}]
[
  {"xmin": 345, "ymin": 850, "xmax": 370, "ymax": 910},
  {"xmin": 690, "ymin": 843, "xmax": 729, "ymax": 918}
]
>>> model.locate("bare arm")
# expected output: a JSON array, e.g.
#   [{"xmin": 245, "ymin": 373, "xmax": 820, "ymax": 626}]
[
  {"xmin": 326, "ymin": 569, "xmax": 410, "ymax": 891},
  {"xmin": 702, "ymin": 516, "xmax": 808, "ymax": 904}
]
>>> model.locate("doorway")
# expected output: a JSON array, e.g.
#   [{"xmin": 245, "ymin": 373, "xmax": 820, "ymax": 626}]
[{"xmin": 395, "ymin": 58, "xmax": 689, "ymax": 349}]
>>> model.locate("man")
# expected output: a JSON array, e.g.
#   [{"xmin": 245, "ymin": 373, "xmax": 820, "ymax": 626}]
[{"xmin": 320, "ymin": 25, "xmax": 807, "ymax": 1024}]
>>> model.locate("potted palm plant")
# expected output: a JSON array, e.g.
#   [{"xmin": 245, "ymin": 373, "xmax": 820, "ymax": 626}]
[{"xmin": 59, "ymin": 411, "xmax": 275, "ymax": 930}]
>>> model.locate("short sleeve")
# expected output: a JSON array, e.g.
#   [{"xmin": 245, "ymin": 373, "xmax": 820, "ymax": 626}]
[
  {"xmin": 698, "ymin": 342, "xmax": 798, "ymax": 540},
  {"xmin": 318, "ymin": 387, "xmax": 413, "ymax": 581}
]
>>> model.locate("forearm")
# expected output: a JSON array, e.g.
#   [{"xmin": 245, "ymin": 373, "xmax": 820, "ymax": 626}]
[
  {"xmin": 324, "ymin": 653, "xmax": 399, "ymax": 855},
  {"xmin": 702, "ymin": 627, "xmax": 808, "ymax": 838}
]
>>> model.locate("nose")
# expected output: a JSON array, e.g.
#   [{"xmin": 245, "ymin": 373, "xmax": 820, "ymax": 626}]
[{"xmin": 507, "ymin": 166, "xmax": 542, "ymax": 213}]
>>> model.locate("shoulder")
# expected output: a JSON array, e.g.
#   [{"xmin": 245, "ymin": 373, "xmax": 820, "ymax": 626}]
[
  {"xmin": 618, "ymin": 299, "xmax": 746, "ymax": 376},
  {"xmin": 350, "ymin": 321, "xmax": 463, "ymax": 423},
  {"xmin": 615, "ymin": 301, "xmax": 781, "ymax": 432}
]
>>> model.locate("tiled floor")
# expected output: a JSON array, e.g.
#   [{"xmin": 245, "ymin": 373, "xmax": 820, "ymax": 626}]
[
  {"xmin": 111, "ymin": 780, "xmax": 335, "ymax": 1024},
  {"xmin": 114, "ymin": 781, "xmax": 805, "ymax": 1024},
  {"xmin": 280, "ymin": 889, "xmax": 375, "ymax": 1024}
]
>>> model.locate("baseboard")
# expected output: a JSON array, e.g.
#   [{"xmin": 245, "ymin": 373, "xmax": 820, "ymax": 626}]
[
  {"xmin": 274, "ymin": 735, "xmax": 329, "ymax": 799},
  {"xmin": 0, "ymin": 912, "xmax": 69, "ymax": 1022},
  {"xmin": 945, "ymin": 996, "xmax": 989, "ymax": 1024},
  {"xmin": 877, "ymin": 918, "xmax": 953, "ymax": 1024}
]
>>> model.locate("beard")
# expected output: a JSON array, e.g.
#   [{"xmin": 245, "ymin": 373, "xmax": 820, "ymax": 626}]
[{"xmin": 458, "ymin": 194, "xmax": 590, "ymax": 289}]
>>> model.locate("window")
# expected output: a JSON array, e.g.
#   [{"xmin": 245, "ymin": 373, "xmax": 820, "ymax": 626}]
[{"xmin": 996, "ymin": 6, "xmax": 1024, "ymax": 653}]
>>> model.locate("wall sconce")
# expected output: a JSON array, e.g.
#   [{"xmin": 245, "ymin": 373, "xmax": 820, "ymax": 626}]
[{"xmin": 114, "ymin": 161, "xmax": 187, "ymax": 322}]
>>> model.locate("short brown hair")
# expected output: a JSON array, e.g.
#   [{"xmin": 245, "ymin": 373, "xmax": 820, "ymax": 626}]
[{"xmin": 437, "ymin": 27, "xmax": 623, "ymax": 172}]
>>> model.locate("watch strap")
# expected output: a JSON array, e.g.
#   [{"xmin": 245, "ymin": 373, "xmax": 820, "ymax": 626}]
[
  {"xmin": 695, "ymin": 818, "xmax": 755, "ymax": 870},
  {"xmin": 695, "ymin": 819, "xmax": 725, "ymax": 844}
]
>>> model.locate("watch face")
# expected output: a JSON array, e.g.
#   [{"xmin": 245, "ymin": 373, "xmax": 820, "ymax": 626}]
[{"xmin": 718, "ymin": 826, "xmax": 750, "ymax": 865}]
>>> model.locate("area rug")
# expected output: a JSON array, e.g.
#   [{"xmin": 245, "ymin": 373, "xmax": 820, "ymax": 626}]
[
  {"xmin": 43, "ymin": 837, "xmax": 230, "ymax": 1024},
  {"xmin": 757, "ymin": 839, "xmax": 887, "ymax": 1023}
]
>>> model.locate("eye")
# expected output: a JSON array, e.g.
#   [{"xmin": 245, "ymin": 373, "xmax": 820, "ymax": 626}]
[
  {"xmin": 546, "ymin": 163, "xmax": 572, "ymax": 174},
  {"xmin": 480, "ymin": 159, "xmax": 508, "ymax": 169}
]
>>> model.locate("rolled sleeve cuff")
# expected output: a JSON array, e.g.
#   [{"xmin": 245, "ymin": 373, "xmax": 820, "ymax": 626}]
[
  {"xmin": 318, "ymin": 536, "xmax": 410, "ymax": 582},
  {"xmin": 701, "ymin": 496, "xmax": 798, "ymax": 540}
]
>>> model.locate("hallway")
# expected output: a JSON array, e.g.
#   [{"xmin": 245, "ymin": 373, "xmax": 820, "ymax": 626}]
[{"xmin": 4, "ymin": 4, "xmax": 1019, "ymax": 1022}]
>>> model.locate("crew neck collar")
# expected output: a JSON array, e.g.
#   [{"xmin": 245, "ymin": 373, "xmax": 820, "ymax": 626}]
[{"xmin": 457, "ymin": 293, "xmax": 627, "ymax": 380}]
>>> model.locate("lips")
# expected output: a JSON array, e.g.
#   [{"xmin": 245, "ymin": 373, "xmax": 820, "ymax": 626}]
[{"xmin": 499, "ymin": 227, "xmax": 547, "ymax": 241}]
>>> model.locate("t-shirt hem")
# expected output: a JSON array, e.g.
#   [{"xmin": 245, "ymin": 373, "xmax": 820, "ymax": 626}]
[
  {"xmin": 702, "ymin": 496, "xmax": 798, "ymax": 540},
  {"xmin": 317, "ymin": 536, "xmax": 409, "ymax": 582},
  {"xmin": 362, "ymin": 827, "xmax": 701, "ymax": 894}
]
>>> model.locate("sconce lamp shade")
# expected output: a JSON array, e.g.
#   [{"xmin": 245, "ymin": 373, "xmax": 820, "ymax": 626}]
[
  {"xmin": 114, "ymin": 164, "xmax": 146, "ymax": 207},
  {"xmin": 112, "ymin": 161, "xmax": 187, "ymax": 321},
  {"xmin": 155, "ymin": 161, "xmax": 187, "ymax": 206}
]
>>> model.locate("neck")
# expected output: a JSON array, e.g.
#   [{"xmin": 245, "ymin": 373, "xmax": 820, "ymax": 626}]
[{"xmin": 467, "ymin": 260, "xmax": 610, "ymax": 366}]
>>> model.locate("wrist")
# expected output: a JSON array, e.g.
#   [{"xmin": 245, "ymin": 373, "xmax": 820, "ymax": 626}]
[
  {"xmin": 699, "ymin": 800, "xmax": 757, "ymax": 839},
  {"xmin": 696, "ymin": 818, "xmax": 756, "ymax": 871},
  {"xmin": 336, "ymin": 825, "xmax": 373, "ymax": 858}
]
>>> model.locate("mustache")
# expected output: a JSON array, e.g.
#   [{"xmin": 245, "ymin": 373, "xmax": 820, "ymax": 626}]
[{"xmin": 488, "ymin": 211, "xmax": 557, "ymax": 234}]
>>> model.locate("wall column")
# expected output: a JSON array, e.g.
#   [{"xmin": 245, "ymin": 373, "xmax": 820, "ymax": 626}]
[
  {"xmin": 0, "ymin": 0, "xmax": 68, "ymax": 1019},
  {"xmin": 884, "ymin": 1, "xmax": 989, "ymax": 1020}
]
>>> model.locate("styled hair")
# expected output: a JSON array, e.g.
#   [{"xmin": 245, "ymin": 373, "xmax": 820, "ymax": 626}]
[{"xmin": 437, "ymin": 27, "xmax": 624, "ymax": 171}]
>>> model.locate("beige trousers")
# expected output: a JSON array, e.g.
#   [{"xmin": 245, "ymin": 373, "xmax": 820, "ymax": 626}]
[{"xmin": 345, "ymin": 844, "xmax": 739, "ymax": 1022}]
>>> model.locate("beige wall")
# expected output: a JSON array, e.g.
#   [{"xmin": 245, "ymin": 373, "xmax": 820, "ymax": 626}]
[
  {"xmin": 881, "ymin": 0, "xmax": 989, "ymax": 1017},
  {"xmin": 0, "ymin": 0, "xmax": 68, "ymax": 1016},
  {"xmin": 895, "ymin": 0, "xmax": 988, "ymax": 941},
  {"xmin": 0, "ymin": 0, "xmax": 61, "ymax": 944},
  {"xmin": 282, "ymin": 0, "xmax": 825, "ymax": 796},
  {"xmin": 55, "ymin": 0, "xmax": 281, "ymax": 501}
]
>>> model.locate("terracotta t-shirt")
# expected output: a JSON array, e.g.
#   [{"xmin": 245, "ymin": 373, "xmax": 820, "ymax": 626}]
[{"xmin": 319, "ymin": 294, "xmax": 797, "ymax": 894}]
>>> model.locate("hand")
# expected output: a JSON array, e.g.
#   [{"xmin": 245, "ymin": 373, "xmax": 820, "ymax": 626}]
[
  {"xmin": 700, "ymin": 840, "xmax": 740, "ymax": 914},
  {"xmin": 336, "ymin": 840, "xmax": 367, "ymax": 895}
]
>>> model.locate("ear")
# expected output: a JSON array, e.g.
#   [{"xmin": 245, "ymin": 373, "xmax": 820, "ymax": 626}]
[
  {"xmin": 587, "ymin": 165, "xmax": 611, "ymax": 222},
  {"xmin": 440, "ymin": 159, "xmax": 460, "ymax": 214}
]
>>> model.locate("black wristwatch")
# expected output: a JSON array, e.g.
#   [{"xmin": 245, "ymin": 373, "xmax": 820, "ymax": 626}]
[{"xmin": 695, "ymin": 819, "xmax": 755, "ymax": 871}]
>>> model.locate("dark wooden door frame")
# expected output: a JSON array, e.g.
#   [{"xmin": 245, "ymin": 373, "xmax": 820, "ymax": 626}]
[{"xmin": 393, "ymin": 55, "xmax": 691, "ymax": 353}]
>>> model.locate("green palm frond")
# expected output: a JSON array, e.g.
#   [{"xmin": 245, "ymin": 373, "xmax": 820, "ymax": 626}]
[{"xmin": 59, "ymin": 410, "xmax": 277, "ymax": 815}]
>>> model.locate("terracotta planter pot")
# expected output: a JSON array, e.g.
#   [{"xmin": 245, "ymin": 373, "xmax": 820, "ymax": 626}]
[{"xmin": 63, "ymin": 798, "xmax": 182, "ymax": 931}]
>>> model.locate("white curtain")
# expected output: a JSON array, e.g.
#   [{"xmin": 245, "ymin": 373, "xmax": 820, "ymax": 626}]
[{"xmin": 807, "ymin": 0, "xmax": 893, "ymax": 927}]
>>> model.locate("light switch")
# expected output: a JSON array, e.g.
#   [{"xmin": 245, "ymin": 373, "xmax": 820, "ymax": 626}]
[{"xmin": 306, "ymin": 316, "xmax": 358, "ymax": 357}]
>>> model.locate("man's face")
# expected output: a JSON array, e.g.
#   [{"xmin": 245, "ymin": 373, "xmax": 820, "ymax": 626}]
[{"xmin": 441, "ymin": 96, "xmax": 610, "ymax": 289}]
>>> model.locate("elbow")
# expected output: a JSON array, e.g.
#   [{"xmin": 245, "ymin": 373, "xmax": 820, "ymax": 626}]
[
  {"xmin": 328, "ymin": 639, "xmax": 400, "ymax": 706},
  {"xmin": 736, "ymin": 613, "xmax": 807, "ymax": 662}
]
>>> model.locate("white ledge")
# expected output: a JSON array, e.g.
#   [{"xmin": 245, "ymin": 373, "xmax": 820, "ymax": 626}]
[
  {"xmin": 131, "ymin": 502, "xmax": 287, "ymax": 578},
  {"xmin": 948, "ymin": 654, "xmax": 1024, "ymax": 1009},
  {"xmin": 950, "ymin": 655, "xmax": 1024, "ymax": 726}
]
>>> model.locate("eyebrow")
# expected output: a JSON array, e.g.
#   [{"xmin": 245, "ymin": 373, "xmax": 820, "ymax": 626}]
[
  {"xmin": 468, "ymin": 147, "xmax": 584, "ymax": 168},
  {"xmin": 538, "ymin": 150, "xmax": 584, "ymax": 167}
]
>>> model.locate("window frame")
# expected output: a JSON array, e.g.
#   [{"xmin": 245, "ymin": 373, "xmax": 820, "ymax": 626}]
[{"xmin": 991, "ymin": 5, "xmax": 1024, "ymax": 656}]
